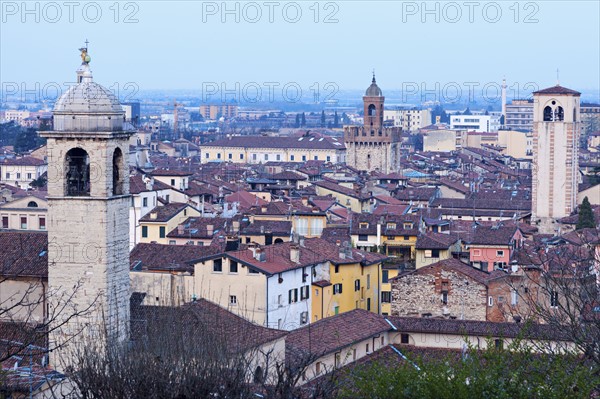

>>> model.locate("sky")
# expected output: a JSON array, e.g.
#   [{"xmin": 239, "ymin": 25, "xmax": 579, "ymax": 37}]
[{"xmin": 1, "ymin": 1, "xmax": 599, "ymax": 101}]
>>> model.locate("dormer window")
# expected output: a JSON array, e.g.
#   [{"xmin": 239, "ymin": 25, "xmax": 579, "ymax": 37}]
[
  {"xmin": 386, "ymin": 223, "xmax": 396, "ymax": 230},
  {"xmin": 403, "ymin": 223, "xmax": 413, "ymax": 229},
  {"xmin": 359, "ymin": 222, "xmax": 369, "ymax": 229}
]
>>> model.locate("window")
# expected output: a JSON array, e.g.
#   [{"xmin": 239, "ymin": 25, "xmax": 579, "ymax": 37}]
[
  {"xmin": 143, "ymin": 197, "xmax": 148, "ymax": 207},
  {"xmin": 334, "ymin": 265, "xmax": 339, "ymax": 273},
  {"xmin": 334, "ymin": 352, "xmax": 341, "ymax": 368},
  {"xmin": 264, "ymin": 154, "xmax": 269, "ymax": 161},
  {"xmin": 488, "ymin": 296, "xmax": 494, "ymax": 306},
  {"xmin": 400, "ymin": 333, "xmax": 410, "ymax": 344},
  {"xmin": 315, "ymin": 362, "xmax": 321, "ymax": 375},
  {"xmin": 494, "ymin": 339, "xmax": 504, "ymax": 349},
  {"xmin": 240, "ymin": 154, "xmax": 244, "ymax": 160},
  {"xmin": 300, "ymin": 286, "xmax": 310, "ymax": 300},
  {"xmin": 334, "ymin": 306, "xmax": 339, "ymax": 315},
  {"xmin": 302, "ymin": 267, "xmax": 307, "ymax": 283},
  {"xmin": 333, "ymin": 283, "xmax": 343, "ymax": 294},
  {"xmin": 20, "ymin": 216, "xmax": 27, "ymax": 229},
  {"xmin": 16, "ymin": 173, "xmax": 20, "ymax": 179},
  {"xmin": 358, "ymin": 234, "xmax": 368, "ymax": 241},
  {"xmin": 511, "ymin": 289, "xmax": 518, "ymax": 305},
  {"xmin": 367, "ymin": 274, "xmax": 370, "ymax": 289},
  {"xmin": 314, "ymin": 156, "xmax": 318, "ymax": 161},
  {"xmin": 290, "ymin": 155, "xmax": 295, "ymax": 161},
  {"xmin": 367, "ymin": 298, "xmax": 371, "ymax": 311},
  {"xmin": 302, "ymin": 155, "xmax": 306, "ymax": 161},
  {"xmin": 498, "ymin": 296, "xmax": 505, "ymax": 303},
  {"xmin": 381, "ymin": 291, "xmax": 391, "ymax": 303},
  {"xmin": 288, "ymin": 288, "xmax": 299, "ymax": 303},
  {"xmin": 159, "ymin": 226, "xmax": 166, "ymax": 238},
  {"xmin": 228, "ymin": 153, "xmax": 232, "ymax": 159},
  {"xmin": 359, "ymin": 222, "xmax": 369, "ymax": 229},
  {"xmin": 248, "ymin": 267, "xmax": 259, "ymax": 274},
  {"xmin": 425, "ymin": 249, "xmax": 440, "ymax": 258},
  {"xmin": 276, "ymin": 154, "xmax": 281, "ymax": 161},
  {"xmin": 326, "ymin": 156, "xmax": 331, "ymax": 162},
  {"xmin": 65, "ymin": 148, "xmax": 90, "ymax": 196},
  {"xmin": 496, "ymin": 250, "xmax": 504, "ymax": 257},
  {"xmin": 366, "ymin": 343, "xmax": 370, "ymax": 353},
  {"xmin": 171, "ymin": 179, "xmax": 175, "ymax": 186},
  {"xmin": 354, "ymin": 279, "xmax": 360, "ymax": 291},
  {"xmin": 386, "ymin": 223, "xmax": 396, "ymax": 229},
  {"xmin": 5, "ymin": 173, "xmax": 9, "ymax": 179},
  {"xmin": 169, "ymin": 240, "xmax": 176, "ymax": 245},
  {"xmin": 141, "ymin": 226, "xmax": 148, "ymax": 238},
  {"xmin": 229, "ymin": 295, "xmax": 237, "ymax": 305},
  {"xmin": 353, "ymin": 348, "xmax": 357, "ymax": 360},
  {"xmin": 217, "ymin": 153, "xmax": 221, "ymax": 159},
  {"xmin": 229, "ymin": 261, "xmax": 238, "ymax": 273},
  {"xmin": 205, "ymin": 153, "xmax": 210, "ymax": 158},
  {"xmin": 39, "ymin": 217, "xmax": 45, "ymax": 230},
  {"xmin": 1, "ymin": 216, "xmax": 8, "ymax": 229},
  {"xmin": 550, "ymin": 291, "xmax": 559, "ymax": 308},
  {"xmin": 441, "ymin": 291, "xmax": 448, "ymax": 304},
  {"xmin": 253, "ymin": 154, "xmax": 257, "ymax": 161},
  {"xmin": 300, "ymin": 311, "xmax": 308, "ymax": 325},
  {"xmin": 382, "ymin": 270, "xmax": 389, "ymax": 283},
  {"xmin": 213, "ymin": 259, "xmax": 222, "ymax": 272},
  {"xmin": 403, "ymin": 235, "xmax": 409, "ymax": 240}
]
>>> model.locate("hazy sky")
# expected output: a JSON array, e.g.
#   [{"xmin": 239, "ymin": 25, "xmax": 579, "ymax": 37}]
[{"xmin": 2, "ymin": 1, "xmax": 599, "ymax": 98}]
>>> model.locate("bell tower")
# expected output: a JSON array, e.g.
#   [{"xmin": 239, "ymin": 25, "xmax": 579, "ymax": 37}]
[
  {"xmin": 40, "ymin": 44, "xmax": 134, "ymax": 370},
  {"xmin": 531, "ymin": 84, "xmax": 581, "ymax": 234},
  {"xmin": 344, "ymin": 74, "xmax": 402, "ymax": 173}
]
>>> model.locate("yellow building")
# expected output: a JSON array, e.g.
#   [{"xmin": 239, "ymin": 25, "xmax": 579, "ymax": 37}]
[
  {"xmin": 249, "ymin": 201, "xmax": 327, "ymax": 238},
  {"xmin": 139, "ymin": 203, "xmax": 201, "ymax": 244},
  {"xmin": 313, "ymin": 180, "xmax": 372, "ymax": 213},
  {"xmin": 311, "ymin": 247, "xmax": 386, "ymax": 322},
  {"xmin": 0, "ymin": 194, "xmax": 47, "ymax": 230},
  {"xmin": 201, "ymin": 134, "xmax": 346, "ymax": 164}
]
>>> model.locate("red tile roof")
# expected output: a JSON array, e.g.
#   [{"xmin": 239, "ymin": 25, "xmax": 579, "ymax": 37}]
[{"xmin": 0, "ymin": 231, "xmax": 47, "ymax": 278}]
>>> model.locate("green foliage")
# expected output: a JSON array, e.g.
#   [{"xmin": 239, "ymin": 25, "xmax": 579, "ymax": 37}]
[
  {"xmin": 576, "ymin": 196, "xmax": 596, "ymax": 230},
  {"xmin": 13, "ymin": 128, "xmax": 45, "ymax": 153},
  {"xmin": 337, "ymin": 339, "xmax": 600, "ymax": 399}
]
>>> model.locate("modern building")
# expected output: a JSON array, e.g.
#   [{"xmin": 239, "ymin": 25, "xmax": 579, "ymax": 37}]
[
  {"xmin": 581, "ymin": 103, "xmax": 600, "ymax": 139},
  {"xmin": 344, "ymin": 75, "xmax": 402, "ymax": 173},
  {"xmin": 531, "ymin": 85, "xmax": 581, "ymax": 234},
  {"xmin": 504, "ymin": 99, "xmax": 534, "ymax": 131},
  {"xmin": 39, "ymin": 46, "xmax": 134, "ymax": 370},
  {"xmin": 383, "ymin": 108, "xmax": 432, "ymax": 132},
  {"xmin": 121, "ymin": 101, "xmax": 140, "ymax": 126},
  {"xmin": 450, "ymin": 114, "xmax": 500, "ymax": 133},
  {"xmin": 199, "ymin": 103, "xmax": 238, "ymax": 120}
]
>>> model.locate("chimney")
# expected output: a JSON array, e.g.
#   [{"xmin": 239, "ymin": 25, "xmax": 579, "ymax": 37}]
[
  {"xmin": 232, "ymin": 220, "xmax": 240, "ymax": 232},
  {"xmin": 260, "ymin": 225, "xmax": 265, "ymax": 234},
  {"xmin": 336, "ymin": 240, "xmax": 341, "ymax": 246},
  {"xmin": 290, "ymin": 244, "xmax": 300, "ymax": 264},
  {"xmin": 261, "ymin": 205, "xmax": 267, "ymax": 213},
  {"xmin": 207, "ymin": 224, "xmax": 214, "ymax": 236},
  {"xmin": 150, "ymin": 212, "xmax": 157, "ymax": 220},
  {"xmin": 255, "ymin": 247, "xmax": 266, "ymax": 262},
  {"xmin": 301, "ymin": 196, "xmax": 308, "ymax": 206},
  {"xmin": 177, "ymin": 224, "xmax": 184, "ymax": 234},
  {"xmin": 299, "ymin": 236, "xmax": 305, "ymax": 247}
]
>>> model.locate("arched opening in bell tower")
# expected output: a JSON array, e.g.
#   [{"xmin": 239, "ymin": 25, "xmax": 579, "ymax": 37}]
[
  {"xmin": 555, "ymin": 106, "xmax": 564, "ymax": 121},
  {"xmin": 368, "ymin": 104, "xmax": 377, "ymax": 116},
  {"xmin": 112, "ymin": 147, "xmax": 124, "ymax": 195},
  {"xmin": 543, "ymin": 106, "xmax": 553, "ymax": 121},
  {"xmin": 65, "ymin": 148, "xmax": 90, "ymax": 196}
]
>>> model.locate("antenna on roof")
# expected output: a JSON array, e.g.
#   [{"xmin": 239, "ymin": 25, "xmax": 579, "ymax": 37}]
[{"xmin": 556, "ymin": 68, "xmax": 560, "ymax": 86}]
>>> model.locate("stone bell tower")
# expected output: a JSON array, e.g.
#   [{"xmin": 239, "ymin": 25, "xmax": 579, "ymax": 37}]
[
  {"xmin": 344, "ymin": 74, "xmax": 402, "ymax": 173},
  {"xmin": 40, "ymin": 44, "xmax": 134, "ymax": 370}
]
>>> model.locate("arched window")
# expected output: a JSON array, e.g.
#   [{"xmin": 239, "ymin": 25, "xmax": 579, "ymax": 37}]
[
  {"xmin": 65, "ymin": 148, "xmax": 90, "ymax": 196},
  {"xmin": 368, "ymin": 104, "xmax": 376, "ymax": 116},
  {"xmin": 113, "ymin": 148, "xmax": 124, "ymax": 195},
  {"xmin": 274, "ymin": 238, "xmax": 284, "ymax": 244},
  {"xmin": 543, "ymin": 106, "xmax": 553, "ymax": 121},
  {"xmin": 555, "ymin": 106, "xmax": 564, "ymax": 121},
  {"xmin": 27, "ymin": 201, "xmax": 38, "ymax": 208}
]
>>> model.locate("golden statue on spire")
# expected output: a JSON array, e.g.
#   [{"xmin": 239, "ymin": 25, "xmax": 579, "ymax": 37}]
[{"xmin": 79, "ymin": 39, "xmax": 91, "ymax": 64}]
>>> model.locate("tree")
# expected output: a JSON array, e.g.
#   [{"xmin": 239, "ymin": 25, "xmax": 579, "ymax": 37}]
[
  {"xmin": 295, "ymin": 113, "xmax": 301, "ymax": 128},
  {"xmin": 337, "ymin": 338, "xmax": 600, "ymax": 399},
  {"xmin": 577, "ymin": 197, "xmax": 596, "ymax": 230},
  {"xmin": 334, "ymin": 111, "xmax": 339, "ymax": 128},
  {"xmin": 320, "ymin": 111, "xmax": 326, "ymax": 128},
  {"xmin": 301, "ymin": 113, "xmax": 306, "ymax": 127}
]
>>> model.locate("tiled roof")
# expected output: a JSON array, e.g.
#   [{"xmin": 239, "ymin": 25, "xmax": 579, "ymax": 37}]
[
  {"xmin": 226, "ymin": 238, "xmax": 387, "ymax": 275},
  {"xmin": 202, "ymin": 135, "xmax": 345, "ymax": 150},
  {"xmin": 1, "ymin": 156, "xmax": 46, "ymax": 166},
  {"xmin": 224, "ymin": 190, "xmax": 267, "ymax": 209},
  {"xmin": 0, "ymin": 231, "xmax": 47, "ymax": 278},
  {"xmin": 532, "ymin": 85, "xmax": 581, "ymax": 96},
  {"xmin": 130, "ymin": 243, "xmax": 221, "ymax": 272},
  {"xmin": 286, "ymin": 309, "xmax": 391, "ymax": 359},
  {"xmin": 240, "ymin": 220, "xmax": 292, "ymax": 236},
  {"xmin": 139, "ymin": 202, "xmax": 191, "ymax": 223},
  {"xmin": 167, "ymin": 217, "xmax": 229, "ymax": 239},
  {"xmin": 469, "ymin": 225, "xmax": 520, "ymax": 246},
  {"xmin": 129, "ymin": 174, "xmax": 172, "ymax": 194},
  {"xmin": 151, "ymin": 169, "xmax": 193, "ymax": 177},
  {"xmin": 131, "ymin": 299, "xmax": 286, "ymax": 353},
  {"xmin": 387, "ymin": 316, "xmax": 571, "ymax": 341},
  {"xmin": 415, "ymin": 232, "xmax": 461, "ymax": 249},
  {"xmin": 313, "ymin": 180, "xmax": 371, "ymax": 200},
  {"xmin": 395, "ymin": 187, "xmax": 438, "ymax": 202},
  {"xmin": 372, "ymin": 204, "xmax": 410, "ymax": 216}
]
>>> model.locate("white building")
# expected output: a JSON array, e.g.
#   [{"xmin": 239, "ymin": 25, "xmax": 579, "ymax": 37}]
[
  {"xmin": 450, "ymin": 114, "xmax": 500, "ymax": 132},
  {"xmin": 384, "ymin": 108, "xmax": 432, "ymax": 132}
]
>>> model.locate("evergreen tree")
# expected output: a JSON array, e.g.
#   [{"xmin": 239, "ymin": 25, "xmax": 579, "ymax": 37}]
[
  {"xmin": 576, "ymin": 196, "xmax": 596, "ymax": 229},
  {"xmin": 334, "ymin": 111, "xmax": 339, "ymax": 128},
  {"xmin": 321, "ymin": 110, "xmax": 326, "ymax": 128},
  {"xmin": 301, "ymin": 113, "xmax": 306, "ymax": 127},
  {"xmin": 295, "ymin": 113, "xmax": 300, "ymax": 128}
]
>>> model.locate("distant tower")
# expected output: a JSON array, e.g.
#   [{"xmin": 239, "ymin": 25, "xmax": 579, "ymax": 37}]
[
  {"xmin": 40, "ymin": 45, "xmax": 134, "ymax": 369},
  {"xmin": 501, "ymin": 78, "xmax": 507, "ymax": 126},
  {"xmin": 345, "ymin": 74, "xmax": 402, "ymax": 173},
  {"xmin": 531, "ymin": 84, "xmax": 581, "ymax": 234}
]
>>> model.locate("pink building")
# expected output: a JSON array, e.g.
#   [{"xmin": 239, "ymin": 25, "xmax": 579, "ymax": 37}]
[{"xmin": 467, "ymin": 225, "xmax": 523, "ymax": 272}]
